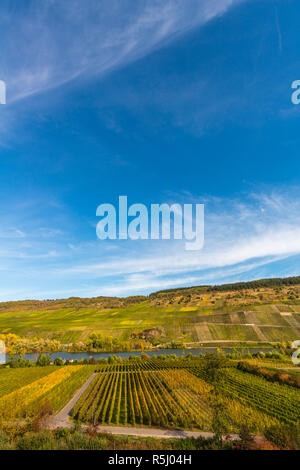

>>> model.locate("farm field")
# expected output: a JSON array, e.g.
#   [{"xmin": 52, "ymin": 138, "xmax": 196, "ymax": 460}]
[
  {"xmin": 192, "ymin": 367, "xmax": 300, "ymax": 426},
  {"xmin": 72, "ymin": 368, "xmax": 213, "ymax": 430},
  {"xmin": 0, "ymin": 356, "xmax": 299, "ymax": 440},
  {"xmin": 1, "ymin": 302, "xmax": 300, "ymax": 346},
  {"xmin": 0, "ymin": 366, "xmax": 59, "ymax": 398},
  {"xmin": 70, "ymin": 359, "xmax": 300, "ymax": 433},
  {"xmin": 0, "ymin": 277, "xmax": 300, "ymax": 442},
  {"xmin": 0, "ymin": 365, "xmax": 95, "ymax": 420}
]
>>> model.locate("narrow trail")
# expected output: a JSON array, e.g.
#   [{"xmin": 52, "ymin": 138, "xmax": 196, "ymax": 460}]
[
  {"xmin": 90, "ymin": 426, "xmax": 240, "ymax": 441},
  {"xmin": 49, "ymin": 418, "xmax": 240, "ymax": 441},
  {"xmin": 48, "ymin": 373, "xmax": 97, "ymax": 429}
]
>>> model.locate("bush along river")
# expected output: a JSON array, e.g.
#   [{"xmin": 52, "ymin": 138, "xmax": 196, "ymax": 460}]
[{"xmin": 9, "ymin": 346, "xmax": 276, "ymax": 362}]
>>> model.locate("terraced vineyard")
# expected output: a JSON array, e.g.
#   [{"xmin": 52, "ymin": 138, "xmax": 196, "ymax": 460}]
[{"xmin": 2, "ymin": 275, "xmax": 300, "ymax": 346}]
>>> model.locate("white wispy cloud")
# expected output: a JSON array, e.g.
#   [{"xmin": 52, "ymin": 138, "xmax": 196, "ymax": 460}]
[
  {"xmin": 0, "ymin": 228, "xmax": 25, "ymax": 239},
  {"xmin": 0, "ymin": 188, "xmax": 300, "ymax": 300},
  {"xmin": 0, "ymin": 0, "xmax": 243, "ymax": 103},
  {"xmin": 51, "ymin": 189, "xmax": 300, "ymax": 281}
]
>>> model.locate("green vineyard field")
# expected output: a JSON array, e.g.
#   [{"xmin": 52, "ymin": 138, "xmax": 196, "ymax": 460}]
[
  {"xmin": 0, "ymin": 365, "xmax": 95, "ymax": 420},
  {"xmin": 72, "ymin": 368, "xmax": 213, "ymax": 430},
  {"xmin": 71, "ymin": 360, "xmax": 300, "ymax": 432},
  {"xmin": 0, "ymin": 359, "xmax": 299, "ymax": 433}
]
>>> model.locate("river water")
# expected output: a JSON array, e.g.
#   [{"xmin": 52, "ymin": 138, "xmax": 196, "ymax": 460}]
[{"xmin": 11, "ymin": 346, "xmax": 275, "ymax": 362}]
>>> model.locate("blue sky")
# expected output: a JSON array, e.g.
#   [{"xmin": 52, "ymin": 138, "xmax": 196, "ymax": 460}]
[{"xmin": 1, "ymin": 0, "xmax": 300, "ymax": 300}]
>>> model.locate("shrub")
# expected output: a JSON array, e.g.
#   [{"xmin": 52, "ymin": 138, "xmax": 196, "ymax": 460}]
[
  {"xmin": 65, "ymin": 431, "xmax": 108, "ymax": 450},
  {"xmin": 17, "ymin": 432, "xmax": 58, "ymax": 450},
  {"xmin": 36, "ymin": 354, "xmax": 51, "ymax": 367},
  {"xmin": 54, "ymin": 357, "xmax": 64, "ymax": 366},
  {"xmin": 0, "ymin": 430, "xmax": 12, "ymax": 450},
  {"xmin": 55, "ymin": 427, "xmax": 71, "ymax": 439},
  {"xmin": 264, "ymin": 425, "xmax": 300, "ymax": 449}
]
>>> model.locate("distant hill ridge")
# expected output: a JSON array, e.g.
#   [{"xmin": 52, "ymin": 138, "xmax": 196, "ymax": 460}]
[
  {"xmin": 0, "ymin": 275, "xmax": 300, "ymax": 311},
  {"xmin": 151, "ymin": 276, "xmax": 300, "ymax": 297}
]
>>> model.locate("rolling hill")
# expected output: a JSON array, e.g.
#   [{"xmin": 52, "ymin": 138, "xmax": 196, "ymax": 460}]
[{"xmin": 1, "ymin": 276, "xmax": 300, "ymax": 347}]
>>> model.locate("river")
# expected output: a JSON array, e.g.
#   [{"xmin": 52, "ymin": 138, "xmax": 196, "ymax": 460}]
[{"xmin": 10, "ymin": 346, "xmax": 276, "ymax": 362}]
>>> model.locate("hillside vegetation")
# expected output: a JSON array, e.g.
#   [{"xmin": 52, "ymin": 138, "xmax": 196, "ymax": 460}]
[{"xmin": 1, "ymin": 276, "xmax": 300, "ymax": 350}]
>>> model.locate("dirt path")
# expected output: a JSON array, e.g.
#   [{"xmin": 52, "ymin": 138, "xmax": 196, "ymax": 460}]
[
  {"xmin": 48, "ymin": 373, "xmax": 97, "ymax": 429},
  {"xmin": 92, "ymin": 425, "xmax": 240, "ymax": 441},
  {"xmin": 49, "ymin": 418, "xmax": 239, "ymax": 441}
]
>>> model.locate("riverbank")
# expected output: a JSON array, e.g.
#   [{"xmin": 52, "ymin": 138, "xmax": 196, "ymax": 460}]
[{"xmin": 7, "ymin": 345, "xmax": 279, "ymax": 363}]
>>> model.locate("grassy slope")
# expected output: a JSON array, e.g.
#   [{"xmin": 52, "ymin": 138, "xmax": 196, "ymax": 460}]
[{"xmin": 1, "ymin": 277, "xmax": 300, "ymax": 344}]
